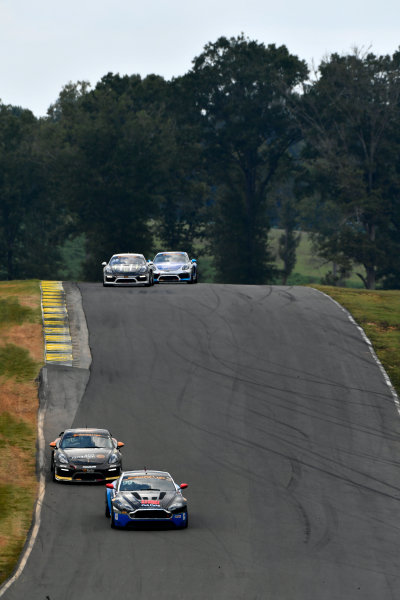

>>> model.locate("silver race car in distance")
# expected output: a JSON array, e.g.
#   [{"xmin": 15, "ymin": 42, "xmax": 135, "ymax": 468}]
[
  {"xmin": 102, "ymin": 253, "xmax": 154, "ymax": 287},
  {"xmin": 152, "ymin": 252, "xmax": 198, "ymax": 284}
]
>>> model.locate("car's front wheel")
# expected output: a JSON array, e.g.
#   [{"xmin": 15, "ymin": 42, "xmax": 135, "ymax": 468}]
[
  {"xmin": 111, "ymin": 508, "xmax": 116, "ymax": 528},
  {"xmin": 105, "ymin": 501, "xmax": 110, "ymax": 518}
]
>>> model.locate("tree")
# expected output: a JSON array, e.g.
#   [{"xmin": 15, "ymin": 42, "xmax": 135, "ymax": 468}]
[
  {"xmin": 277, "ymin": 188, "xmax": 301, "ymax": 285},
  {"xmin": 179, "ymin": 35, "xmax": 308, "ymax": 284},
  {"xmin": 46, "ymin": 75, "xmax": 176, "ymax": 278},
  {"xmin": 294, "ymin": 50, "xmax": 400, "ymax": 289},
  {"xmin": 0, "ymin": 104, "xmax": 63, "ymax": 280}
]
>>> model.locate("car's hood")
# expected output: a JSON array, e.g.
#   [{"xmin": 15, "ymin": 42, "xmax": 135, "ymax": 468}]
[
  {"xmin": 155, "ymin": 263, "xmax": 185, "ymax": 271},
  {"xmin": 108, "ymin": 264, "xmax": 144, "ymax": 273},
  {"xmin": 114, "ymin": 490, "xmax": 182, "ymax": 509},
  {"xmin": 60, "ymin": 448, "xmax": 114, "ymax": 464}
]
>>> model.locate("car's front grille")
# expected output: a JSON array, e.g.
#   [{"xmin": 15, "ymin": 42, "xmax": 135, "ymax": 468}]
[
  {"xmin": 130, "ymin": 509, "xmax": 171, "ymax": 519},
  {"xmin": 115, "ymin": 278, "xmax": 138, "ymax": 283},
  {"xmin": 158, "ymin": 275, "xmax": 180, "ymax": 282},
  {"xmin": 73, "ymin": 471, "xmax": 105, "ymax": 481}
]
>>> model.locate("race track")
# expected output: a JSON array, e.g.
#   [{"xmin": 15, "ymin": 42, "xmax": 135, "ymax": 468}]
[{"xmin": 4, "ymin": 283, "xmax": 400, "ymax": 600}]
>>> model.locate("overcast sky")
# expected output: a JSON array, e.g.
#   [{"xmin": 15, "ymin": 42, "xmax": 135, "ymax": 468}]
[{"xmin": 1, "ymin": 0, "xmax": 399, "ymax": 117}]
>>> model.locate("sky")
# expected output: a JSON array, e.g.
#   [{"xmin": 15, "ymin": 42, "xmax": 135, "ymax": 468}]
[{"xmin": 0, "ymin": 0, "xmax": 399, "ymax": 117}]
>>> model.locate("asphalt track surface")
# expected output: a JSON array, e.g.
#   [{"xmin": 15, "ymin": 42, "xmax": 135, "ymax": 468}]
[{"xmin": 5, "ymin": 283, "xmax": 400, "ymax": 600}]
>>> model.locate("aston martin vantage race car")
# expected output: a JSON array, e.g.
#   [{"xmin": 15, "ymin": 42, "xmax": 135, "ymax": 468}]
[
  {"xmin": 49, "ymin": 428, "xmax": 124, "ymax": 482},
  {"xmin": 102, "ymin": 253, "xmax": 154, "ymax": 286},
  {"xmin": 152, "ymin": 252, "xmax": 198, "ymax": 283},
  {"xmin": 105, "ymin": 470, "xmax": 189, "ymax": 528}
]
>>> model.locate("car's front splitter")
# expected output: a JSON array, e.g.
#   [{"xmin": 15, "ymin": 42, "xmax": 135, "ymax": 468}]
[{"xmin": 113, "ymin": 511, "xmax": 187, "ymax": 528}]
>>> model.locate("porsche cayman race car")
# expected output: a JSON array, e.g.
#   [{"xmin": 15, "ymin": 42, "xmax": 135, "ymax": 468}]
[
  {"xmin": 152, "ymin": 252, "xmax": 198, "ymax": 284},
  {"xmin": 50, "ymin": 428, "xmax": 124, "ymax": 483},
  {"xmin": 102, "ymin": 253, "xmax": 154, "ymax": 286},
  {"xmin": 105, "ymin": 470, "xmax": 189, "ymax": 529}
]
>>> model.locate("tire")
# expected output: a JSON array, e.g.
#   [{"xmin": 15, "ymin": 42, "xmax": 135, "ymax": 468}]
[
  {"xmin": 193, "ymin": 270, "xmax": 198, "ymax": 284},
  {"xmin": 105, "ymin": 501, "xmax": 110, "ymax": 518},
  {"xmin": 187, "ymin": 272, "xmax": 194, "ymax": 284},
  {"xmin": 51, "ymin": 455, "xmax": 56, "ymax": 482},
  {"xmin": 111, "ymin": 508, "xmax": 116, "ymax": 528}
]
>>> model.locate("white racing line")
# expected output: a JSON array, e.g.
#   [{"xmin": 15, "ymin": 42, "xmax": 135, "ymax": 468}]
[
  {"xmin": 0, "ymin": 281, "xmax": 73, "ymax": 597},
  {"xmin": 315, "ymin": 288, "xmax": 400, "ymax": 415}
]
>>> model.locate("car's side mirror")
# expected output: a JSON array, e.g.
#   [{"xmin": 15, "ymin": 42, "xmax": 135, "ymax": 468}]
[
  {"xmin": 180, "ymin": 483, "xmax": 188, "ymax": 489},
  {"xmin": 106, "ymin": 483, "xmax": 115, "ymax": 489},
  {"xmin": 117, "ymin": 441, "xmax": 124, "ymax": 449},
  {"xmin": 101, "ymin": 262, "xmax": 107, "ymax": 267},
  {"xmin": 49, "ymin": 441, "xmax": 57, "ymax": 448},
  {"xmin": 191, "ymin": 259, "xmax": 196, "ymax": 263}
]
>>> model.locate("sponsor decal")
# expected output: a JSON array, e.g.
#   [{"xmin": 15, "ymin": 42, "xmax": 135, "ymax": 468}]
[
  {"xmin": 125, "ymin": 475, "xmax": 168, "ymax": 480},
  {"xmin": 141, "ymin": 500, "xmax": 160, "ymax": 506},
  {"xmin": 68, "ymin": 454, "xmax": 98, "ymax": 460}
]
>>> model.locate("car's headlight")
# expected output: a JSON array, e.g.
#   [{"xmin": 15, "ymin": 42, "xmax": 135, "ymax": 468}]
[
  {"xmin": 112, "ymin": 499, "xmax": 130, "ymax": 513},
  {"xmin": 105, "ymin": 267, "xmax": 113, "ymax": 274},
  {"xmin": 181, "ymin": 264, "xmax": 190, "ymax": 271},
  {"xmin": 57, "ymin": 452, "xmax": 69, "ymax": 464},
  {"xmin": 139, "ymin": 266, "xmax": 148, "ymax": 273},
  {"xmin": 168, "ymin": 503, "xmax": 185, "ymax": 513},
  {"xmin": 108, "ymin": 452, "xmax": 119, "ymax": 464}
]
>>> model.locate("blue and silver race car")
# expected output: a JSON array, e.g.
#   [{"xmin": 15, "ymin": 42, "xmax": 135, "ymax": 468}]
[
  {"xmin": 105, "ymin": 470, "xmax": 189, "ymax": 529},
  {"xmin": 152, "ymin": 252, "xmax": 198, "ymax": 284}
]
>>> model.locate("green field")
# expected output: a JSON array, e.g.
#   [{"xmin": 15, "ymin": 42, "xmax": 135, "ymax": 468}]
[
  {"xmin": 0, "ymin": 281, "xmax": 41, "ymax": 584},
  {"xmin": 312, "ymin": 286, "xmax": 400, "ymax": 395}
]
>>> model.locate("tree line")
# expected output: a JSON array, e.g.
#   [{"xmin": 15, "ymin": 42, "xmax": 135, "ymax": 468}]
[{"xmin": 1, "ymin": 35, "xmax": 399, "ymax": 289}]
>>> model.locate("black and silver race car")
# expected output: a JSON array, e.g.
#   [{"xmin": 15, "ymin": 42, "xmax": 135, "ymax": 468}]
[
  {"xmin": 105, "ymin": 470, "xmax": 189, "ymax": 528},
  {"xmin": 49, "ymin": 428, "xmax": 124, "ymax": 483},
  {"xmin": 102, "ymin": 253, "xmax": 154, "ymax": 286}
]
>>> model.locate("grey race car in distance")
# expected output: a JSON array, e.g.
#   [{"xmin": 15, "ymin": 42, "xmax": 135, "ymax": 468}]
[
  {"xmin": 152, "ymin": 252, "xmax": 198, "ymax": 284},
  {"xmin": 49, "ymin": 428, "xmax": 124, "ymax": 483},
  {"xmin": 102, "ymin": 253, "xmax": 154, "ymax": 287}
]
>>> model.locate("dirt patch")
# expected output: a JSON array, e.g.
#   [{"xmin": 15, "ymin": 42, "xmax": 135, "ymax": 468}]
[
  {"xmin": 0, "ymin": 323, "xmax": 43, "ymax": 363},
  {"xmin": 0, "ymin": 378, "xmax": 39, "ymax": 423}
]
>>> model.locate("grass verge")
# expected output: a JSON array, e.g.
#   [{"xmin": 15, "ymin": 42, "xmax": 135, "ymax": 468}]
[
  {"xmin": 313, "ymin": 286, "xmax": 400, "ymax": 395},
  {"xmin": 0, "ymin": 280, "xmax": 42, "ymax": 585}
]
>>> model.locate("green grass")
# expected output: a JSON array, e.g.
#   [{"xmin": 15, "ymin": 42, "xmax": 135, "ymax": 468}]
[
  {"xmin": 0, "ymin": 344, "xmax": 39, "ymax": 382},
  {"xmin": 0, "ymin": 482, "xmax": 36, "ymax": 582},
  {"xmin": 0, "ymin": 414, "xmax": 37, "ymax": 583},
  {"xmin": 313, "ymin": 286, "xmax": 400, "ymax": 395},
  {"xmin": 0, "ymin": 279, "xmax": 41, "ymax": 297},
  {"xmin": 0, "ymin": 297, "xmax": 40, "ymax": 327},
  {"xmin": 0, "ymin": 412, "xmax": 37, "ymax": 449},
  {"xmin": 0, "ymin": 281, "xmax": 41, "ymax": 585}
]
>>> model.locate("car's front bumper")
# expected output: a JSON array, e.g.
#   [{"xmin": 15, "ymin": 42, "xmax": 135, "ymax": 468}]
[
  {"xmin": 54, "ymin": 464, "xmax": 121, "ymax": 482},
  {"xmin": 153, "ymin": 270, "xmax": 191, "ymax": 283},
  {"xmin": 104, "ymin": 273, "xmax": 150, "ymax": 285},
  {"xmin": 113, "ymin": 509, "xmax": 188, "ymax": 528}
]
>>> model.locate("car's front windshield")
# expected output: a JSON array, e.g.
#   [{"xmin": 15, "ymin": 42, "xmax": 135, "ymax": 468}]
[
  {"xmin": 60, "ymin": 433, "xmax": 114, "ymax": 450},
  {"xmin": 119, "ymin": 475, "xmax": 176, "ymax": 492},
  {"xmin": 154, "ymin": 253, "xmax": 187, "ymax": 264},
  {"xmin": 110, "ymin": 256, "xmax": 145, "ymax": 267}
]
